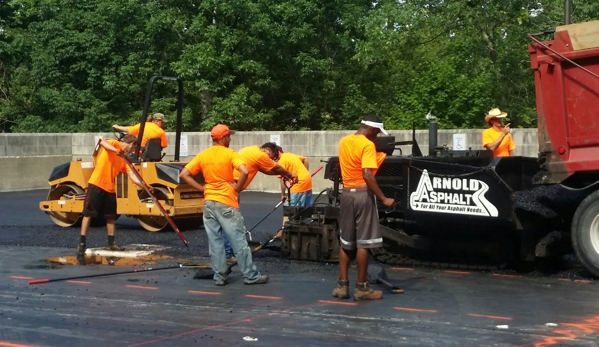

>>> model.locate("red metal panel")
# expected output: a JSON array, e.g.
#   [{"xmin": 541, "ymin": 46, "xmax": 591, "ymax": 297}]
[{"xmin": 529, "ymin": 30, "xmax": 599, "ymax": 182}]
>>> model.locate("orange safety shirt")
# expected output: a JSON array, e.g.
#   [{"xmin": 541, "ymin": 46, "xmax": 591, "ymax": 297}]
[
  {"xmin": 128, "ymin": 122, "xmax": 168, "ymax": 148},
  {"xmin": 233, "ymin": 146, "xmax": 277, "ymax": 190},
  {"xmin": 338, "ymin": 134, "xmax": 386, "ymax": 188},
  {"xmin": 482, "ymin": 128, "xmax": 516, "ymax": 157},
  {"xmin": 88, "ymin": 139, "xmax": 129, "ymax": 193},
  {"xmin": 184, "ymin": 145, "xmax": 244, "ymax": 208},
  {"xmin": 277, "ymin": 153, "xmax": 312, "ymax": 193}
]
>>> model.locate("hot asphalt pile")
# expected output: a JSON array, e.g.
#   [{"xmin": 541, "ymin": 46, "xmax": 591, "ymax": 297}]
[{"xmin": 514, "ymin": 184, "xmax": 588, "ymax": 219}]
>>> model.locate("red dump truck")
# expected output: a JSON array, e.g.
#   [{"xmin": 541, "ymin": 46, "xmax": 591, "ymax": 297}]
[
  {"xmin": 528, "ymin": 19, "xmax": 599, "ymax": 276},
  {"xmin": 281, "ymin": 20, "xmax": 599, "ymax": 279}
]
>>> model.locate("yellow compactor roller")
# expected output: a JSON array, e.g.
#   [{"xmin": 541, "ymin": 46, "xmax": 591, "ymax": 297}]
[{"xmin": 39, "ymin": 76, "xmax": 204, "ymax": 232}]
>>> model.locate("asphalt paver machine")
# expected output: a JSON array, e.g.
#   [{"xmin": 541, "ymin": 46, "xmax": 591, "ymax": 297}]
[
  {"xmin": 39, "ymin": 76, "xmax": 204, "ymax": 232},
  {"xmin": 281, "ymin": 20, "xmax": 599, "ymax": 278}
]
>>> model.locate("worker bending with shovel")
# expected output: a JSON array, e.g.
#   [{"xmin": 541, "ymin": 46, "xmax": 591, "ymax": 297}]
[
  {"xmin": 76, "ymin": 135, "xmax": 150, "ymax": 265},
  {"xmin": 179, "ymin": 124, "xmax": 269, "ymax": 286},
  {"xmin": 219, "ymin": 145, "xmax": 297, "ymax": 263}
]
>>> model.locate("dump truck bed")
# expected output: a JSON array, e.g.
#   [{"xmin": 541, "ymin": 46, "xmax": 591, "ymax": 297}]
[{"xmin": 529, "ymin": 20, "xmax": 599, "ymax": 183}]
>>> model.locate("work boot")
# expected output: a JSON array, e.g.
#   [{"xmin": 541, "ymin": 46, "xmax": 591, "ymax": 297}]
[
  {"xmin": 214, "ymin": 279, "xmax": 228, "ymax": 286},
  {"xmin": 104, "ymin": 243, "xmax": 125, "ymax": 251},
  {"xmin": 226, "ymin": 257, "xmax": 237, "ymax": 266},
  {"xmin": 354, "ymin": 282, "xmax": 383, "ymax": 301},
  {"xmin": 332, "ymin": 279, "xmax": 350, "ymax": 299},
  {"xmin": 76, "ymin": 243, "xmax": 86, "ymax": 266},
  {"xmin": 244, "ymin": 275, "xmax": 269, "ymax": 285}
]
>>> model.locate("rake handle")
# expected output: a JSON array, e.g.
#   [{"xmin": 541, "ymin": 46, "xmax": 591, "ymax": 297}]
[
  {"xmin": 120, "ymin": 154, "xmax": 189, "ymax": 247},
  {"xmin": 28, "ymin": 265, "xmax": 182, "ymax": 285}
]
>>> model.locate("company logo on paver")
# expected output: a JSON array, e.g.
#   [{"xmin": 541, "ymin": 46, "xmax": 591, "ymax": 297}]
[{"xmin": 409, "ymin": 169, "xmax": 498, "ymax": 217}]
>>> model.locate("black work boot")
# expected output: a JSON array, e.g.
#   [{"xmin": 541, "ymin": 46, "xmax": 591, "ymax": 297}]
[
  {"xmin": 332, "ymin": 279, "xmax": 350, "ymax": 299},
  {"xmin": 76, "ymin": 243, "xmax": 86, "ymax": 266}
]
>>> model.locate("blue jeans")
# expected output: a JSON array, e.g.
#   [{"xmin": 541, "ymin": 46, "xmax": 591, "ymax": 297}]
[
  {"xmin": 290, "ymin": 191, "xmax": 314, "ymax": 207},
  {"xmin": 222, "ymin": 192, "xmax": 241, "ymax": 258},
  {"xmin": 223, "ymin": 234, "xmax": 234, "ymax": 258},
  {"xmin": 203, "ymin": 200, "xmax": 261, "ymax": 283}
]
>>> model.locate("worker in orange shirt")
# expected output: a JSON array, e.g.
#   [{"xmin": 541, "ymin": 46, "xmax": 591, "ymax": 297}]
[
  {"xmin": 332, "ymin": 114, "xmax": 395, "ymax": 301},
  {"xmin": 260, "ymin": 143, "xmax": 313, "ymax": 207},
  {"xmin": 112, "ymin": 113, "xmax": 168, "ymax": 150},
  {"xmin": 277, "ymin": 146, "xmax": 309, "ymax": 169},
  {"xmin": 219, "ymin": 146, "xmax": 297, "ymax": 262},
  {"xmin": 76, "ymin": 135, "xmax": 150, "ymax": 265},
  {"xmin": 233, "ymin": 146, "xmax": 297, "ymax": 192},
  {"xmin": 482, "ymin": 108, "xmax": 515, "ymax": 157},
  {"xmin": 179, "ymin": 124, "xmax": 269, "ymax": 286}
]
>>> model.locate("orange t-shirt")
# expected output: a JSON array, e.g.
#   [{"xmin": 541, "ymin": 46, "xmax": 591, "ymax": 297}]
[
  {"xmin": 233, "ymin": 146, "xmax": 277, "ymax": 190},
  {"xmin": 184, "ymin": 145, "xmax": 244, "ymax": 208},
  {"xmin": 88, "ymin": 139, "xmax": 129, "ymax": 193},
  {"xmin": 482, "ymin": 128, "xmax": 516, "ymax": 157},
  {"xmin": 128, "ymin": 122, "xmax": 168, "ymax": 148},
  {"xmin": 277, "ymin": 153, "xmax": 312, "ymax": 193},
  {"xmin": 338, "ymin": 134, "xmax": 386, "ymax": 188}
]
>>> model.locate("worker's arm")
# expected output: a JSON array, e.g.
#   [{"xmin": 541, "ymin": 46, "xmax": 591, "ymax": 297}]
[
  {"xmin": 484, "ymin": 124, "xmax": 511, "ymax": 151},
  {"xmin": 301, "ymin": 157, "xmax": 309, "ymax": 170},
  {"xmin": 363, "ymin": 168, "xmax": 394, "ymax": 207},
  {"xmin": 99, "ymin": 139, "xmax": 122, "ymax": 154},
  {"xmin": 509, "ymin": 150, "xmax": 515, "ymax": 156},
  {"xmin": 112, "ymin": 125, "xmax": 129, "ymax": 133},
  {"xmin": 262, "ymin": 165, "xmax": 298, "ymax": 183},
  {"xmin": 179, "ymin": 168, "xmax": 205, "ymax": 192},
  {"xmin": 235, "ymin": 164, "xmax": 248, "ymax": 193},
  {"xmin": 126, "ymin": 170, "xmax": 153, "ymax": 193}
]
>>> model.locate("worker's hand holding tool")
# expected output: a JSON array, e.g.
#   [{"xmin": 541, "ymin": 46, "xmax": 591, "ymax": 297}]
[
  {"xmin": 287, "ymin": 173, "xmax": 299, "ymax": 185},
  {"xmin": 382, "ymin": 197, "xmax": 395, "ymax": 208}
]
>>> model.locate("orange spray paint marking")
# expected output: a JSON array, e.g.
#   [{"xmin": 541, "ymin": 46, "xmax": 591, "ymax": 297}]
[
  {"xmin": 245, "ymin": 295, "xmax": 282, "ymax": 300},
  {"xmin": 0, "ymin": 341, "xmax": 40, "ymax": 347},
  {"xmin": 66, "ymin": 280, "xmax": 91, "ymax": 284},
  {"xmin": 493, "ymin": 274, "xmax": 522, "ymax": 278},
  {"xmin": 445, "ymin": 270, "xmax": 469, "ymax": 275},
  {"xmin": 10, "ymin": 276, "xmax": 34, "ymax": 280},
  {"xmin": 468, "ymin": 313, "xmax": 512, "ymax": 320},
  {"xmin": 188, "ymin": 290, "xmax": 221, "ymax": 295},
  {"xmin": 318, "ymin": 300, "xmax": 357, "ymax": 306},
  {"xmin": 394, "ymin": 307, "xmax": 438, "ymax": 313},
  {"xmin": 125, "ymin": 285, "xmax": 158, "ymax": 290},
  {"xmin": 529, "ymin": 315, "xmax": 599, "ymax": 347},
  {"xmin": 558, "ymin": 279, "xmax": 592, "ymax": 284}
]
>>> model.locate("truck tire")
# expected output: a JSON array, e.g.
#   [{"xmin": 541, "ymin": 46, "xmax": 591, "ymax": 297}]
[{"xmin": 571, "ymin": 190, "xmax": 599, "ymax": 278}]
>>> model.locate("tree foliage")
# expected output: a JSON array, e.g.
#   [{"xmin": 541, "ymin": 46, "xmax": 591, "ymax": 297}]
[{"xmin": 0, "ymin": 0, "xmax": 596, "ymax": 132}]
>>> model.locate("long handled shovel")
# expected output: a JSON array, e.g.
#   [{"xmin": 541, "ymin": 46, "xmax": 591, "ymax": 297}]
[
  {"xmin": 120, "ymin": 154, "xmax": 189, "ymax": 247},
  {"xmin": 245, "ymin": 165, "xmax": 324, "ymax": 244}
]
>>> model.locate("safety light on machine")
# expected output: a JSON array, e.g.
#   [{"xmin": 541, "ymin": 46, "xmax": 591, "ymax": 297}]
[{"xmin": 558, "ymin": 146, "xmax": 566, "ymax": 155}]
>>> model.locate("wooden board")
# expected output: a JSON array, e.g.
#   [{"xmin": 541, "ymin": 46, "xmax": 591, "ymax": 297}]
[{"xmin": 557, "ymin": 20, "xmax": 599, "ymax": 51}]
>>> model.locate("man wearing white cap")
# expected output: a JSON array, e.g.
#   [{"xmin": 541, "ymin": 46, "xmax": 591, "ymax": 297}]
[
  {"xmin": 332, "ymin": 114, "xmax": 395, "ymax": 301},
  {"xmin": 482, "ymin": 108, "xmax": 515, "ymax": 157}
]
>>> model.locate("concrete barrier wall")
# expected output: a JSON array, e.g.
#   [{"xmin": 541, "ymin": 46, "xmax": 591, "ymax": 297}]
[{"xmin": 0, "ymin": 129, "xmax": 539, "ymax": 192}]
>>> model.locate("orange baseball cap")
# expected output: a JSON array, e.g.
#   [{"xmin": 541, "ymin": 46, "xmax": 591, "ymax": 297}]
[{"xmin": 210, "ymin": 124, "xmax": 235, "ymax": 139}]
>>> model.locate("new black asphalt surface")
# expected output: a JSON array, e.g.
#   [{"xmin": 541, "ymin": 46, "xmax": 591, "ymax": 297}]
[{"xmin": 1, "ymin": 190, "xmax": 599, "ymax": 346}]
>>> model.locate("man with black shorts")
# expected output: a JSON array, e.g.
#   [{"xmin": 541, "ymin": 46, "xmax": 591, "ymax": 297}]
[
  {"xmin": 333, "ymin": 114, "xmax": 394, "ymax": 301},
  {"xmin": 76, "ymin": 135, "xmax": 148, "ymax": 265}
]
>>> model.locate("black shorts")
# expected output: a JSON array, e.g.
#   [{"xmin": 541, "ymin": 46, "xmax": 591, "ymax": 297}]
[
  {"xmin": 338, "ymin": 186, "xmax": 382, "ymax": 250},
  {"xmin": 82, "ymin": 184, "xmax": 118, "ymax": 220}
]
